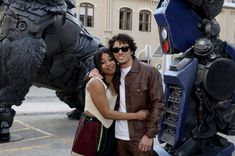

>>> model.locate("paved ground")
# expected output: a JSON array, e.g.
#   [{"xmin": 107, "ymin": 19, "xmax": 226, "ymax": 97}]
[
  {"xmin": 13, "ymin": 86, "xmax": 72, "ymax": 115},
  {"xmin": 0, "ymin": 86, "xmax": 234, "ymax": 156},
  {"xmin": 0, "ymin": 113, "xmax": 77, "ymax": 156},
  {"xmin": 0, "ymin": 86, "xmax": 76, "ymax": 156}
]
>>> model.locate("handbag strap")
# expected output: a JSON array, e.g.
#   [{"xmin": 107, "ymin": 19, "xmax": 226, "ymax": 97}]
[{"xmin": 96, "ymin": 125, "xmax": 104, "ymax": 152}]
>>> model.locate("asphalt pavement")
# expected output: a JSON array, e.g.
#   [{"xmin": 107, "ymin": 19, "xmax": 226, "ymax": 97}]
[
  {"xmin": 0, "ymin": 86, "xmax": 234, "ymax": 156},
  {"xmin": 0, "ymin": 86, "xmax": 77, "ymax": 156}
]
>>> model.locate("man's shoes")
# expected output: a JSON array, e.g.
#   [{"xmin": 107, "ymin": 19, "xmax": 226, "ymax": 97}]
[{"xmin": 67, "ymin": 109, "xmax": 82, "ymax": 120}]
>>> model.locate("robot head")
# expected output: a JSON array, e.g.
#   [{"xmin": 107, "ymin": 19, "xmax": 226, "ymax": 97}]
[{"xmin": 154, "ymin": 0, "xmax": 224, "ymax": 54}]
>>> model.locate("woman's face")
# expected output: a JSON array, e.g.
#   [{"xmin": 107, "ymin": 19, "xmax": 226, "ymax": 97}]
[{"xmin": 100, "ymin": 52, "xmax": 116, "ymax": 75}]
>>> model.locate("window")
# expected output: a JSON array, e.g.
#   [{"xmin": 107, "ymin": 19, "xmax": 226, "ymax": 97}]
[
  {"xmin": 119, "ymin": 7, "xmax": 132, "ymax": 30},
  {"xmin": 79, "ymin": 3, "xmax": 94, "ymax": 27},
  {"xmin": 139, "ymin": 10, "xmax": 151, "ymax": 32}
]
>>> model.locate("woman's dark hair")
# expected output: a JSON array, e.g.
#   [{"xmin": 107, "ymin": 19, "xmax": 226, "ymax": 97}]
[
  {"xmin": 93, "ymin": 47, "xmax": 120, "ymax": 92},
  {"xmin": 108, "ymin": 33, "xmax": 137, "ymax": 59}
]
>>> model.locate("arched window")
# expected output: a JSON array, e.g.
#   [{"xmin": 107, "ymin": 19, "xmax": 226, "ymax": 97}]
[
  {"xmin": 79, "ymin": 3, "xmax": 94, "ymax": 27},
  {"xmin": 119, "ymin": 7, "xmax": 132, "ymax": 30},
  {"xmin": 139, "ymin": 10, "xmax": 151, "ymax": 32}
]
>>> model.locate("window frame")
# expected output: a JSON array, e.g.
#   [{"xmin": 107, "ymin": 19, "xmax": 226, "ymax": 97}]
[
  {"xmin": 79, "ymin": 3, "xmax": 94, "ymax": 27},
  {"xmin": 139, "ymin": 10, "xmax": 151, "ymax": 32},
  {"xmin": 119, "ymin": 7, "xmax": 132, "ymax": 31}
]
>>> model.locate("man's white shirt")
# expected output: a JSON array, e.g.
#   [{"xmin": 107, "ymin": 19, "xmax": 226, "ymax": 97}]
[{"xmin": 115, "ymin": 66, "xmax": 131, "ymax": 140}]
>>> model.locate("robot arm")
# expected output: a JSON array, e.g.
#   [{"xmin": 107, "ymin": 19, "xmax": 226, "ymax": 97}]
[
  {"xmin": 186, "ymin": 0, "xmax": 224, "ymax": 19},
  {"xmin": 155, "ymin": 0, "xmax": 235, "ymax": 155}
]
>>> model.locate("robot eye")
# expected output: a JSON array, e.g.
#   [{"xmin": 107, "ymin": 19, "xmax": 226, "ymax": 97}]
[
  {"xmin": 161, "ymin": 28, "xmax": 168, "ymax": 40},
  {"xmin": 160, "ymin": 28, "xmax": 170, "ymax": 54}
]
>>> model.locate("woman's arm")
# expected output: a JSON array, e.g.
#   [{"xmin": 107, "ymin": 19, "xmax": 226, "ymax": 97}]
[{"xmin": 87, "ymin": 78, "xmax": 148, "ymax": 120}]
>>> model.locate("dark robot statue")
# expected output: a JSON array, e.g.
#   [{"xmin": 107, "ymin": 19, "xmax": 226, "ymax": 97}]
[
  {"xmin": 154, "ymin": 0, "xmax": 235, "ymax": 155},
  {"xmin": 0, "ymin": 0, "xmax": 102, "ymax": 142}
]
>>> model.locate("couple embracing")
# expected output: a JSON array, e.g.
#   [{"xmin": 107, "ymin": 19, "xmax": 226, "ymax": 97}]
[{"xmin": 72, "ymin": 33, "xmax": 164, "ymax": 156}]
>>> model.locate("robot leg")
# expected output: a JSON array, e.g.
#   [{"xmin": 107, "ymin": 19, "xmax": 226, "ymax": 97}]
[
  {"xmin": 0, "ymin": 107, "xmax": 15, "ymax": 142},
  {"xmin": 0, "ymin": 37, "xmax": 46, "ymax": 141}
]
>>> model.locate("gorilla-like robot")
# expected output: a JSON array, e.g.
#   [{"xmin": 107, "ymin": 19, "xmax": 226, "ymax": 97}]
[
  {"xmin": 0, "ymin": 0, "xmax": 102, "ymax": 142},
  {"xmin": 154, "ymin": 0, "xmax": 235, "ymax": 155}
]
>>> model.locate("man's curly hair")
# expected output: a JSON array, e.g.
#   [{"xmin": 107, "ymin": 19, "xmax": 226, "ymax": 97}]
[{"xmin": 108, "ymin": 33, "xmax": 137, "ymax": 59}]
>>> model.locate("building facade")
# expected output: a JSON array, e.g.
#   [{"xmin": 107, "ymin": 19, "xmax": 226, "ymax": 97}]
[
  {"xmin": 76, "ymin": 0, "xmax": 160, "ymax": 56},
  {"xmin": 218, "ymin": 0, "xmax": 235, "ymax": 43},
  {"xmin": 76, "ymin": 0, "xmax": 235, "ymax": 73}
]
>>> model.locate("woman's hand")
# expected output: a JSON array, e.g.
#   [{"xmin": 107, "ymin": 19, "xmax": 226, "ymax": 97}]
[
  {"xmin": 135, "ymin": 110, "xmax": 149, "ymax": 120},
  {"xmin": 89, "ymin": 68, "xmax": 103, "ymax": 79}
]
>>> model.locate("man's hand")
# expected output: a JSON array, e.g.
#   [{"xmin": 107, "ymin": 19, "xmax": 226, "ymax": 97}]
[
  {"xmin": 89, "ymin": 68, "xmax": 103, "ymax": 79},
  {"xmin": 138, "ymin": 135, "xmax": 153, "ymax": 152}
]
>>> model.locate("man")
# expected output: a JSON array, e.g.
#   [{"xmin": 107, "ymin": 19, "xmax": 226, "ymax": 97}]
[{"xmin": 108, "ymin": 33, "xmax": 164, "ymax": 156}]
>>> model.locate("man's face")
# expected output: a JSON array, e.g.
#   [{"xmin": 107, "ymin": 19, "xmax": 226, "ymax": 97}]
[{"xmin": 111, "ymin": 41, "xmax": 133, "ymax": 68}]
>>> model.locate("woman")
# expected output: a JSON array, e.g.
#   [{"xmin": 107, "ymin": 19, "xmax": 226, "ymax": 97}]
[{"xmin": 71, "ymin": 47, "xmax": 149, "ymax": 156}]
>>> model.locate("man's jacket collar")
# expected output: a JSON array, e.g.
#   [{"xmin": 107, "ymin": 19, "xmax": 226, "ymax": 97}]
[{"xmin": 129, "ymin": 58, "xmax": 142, "ymax": 73}]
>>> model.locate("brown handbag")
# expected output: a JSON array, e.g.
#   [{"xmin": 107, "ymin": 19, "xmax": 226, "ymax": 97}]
[{"xmin": 72, "ymin": 118, "xmax": 102, "ymax": 156}]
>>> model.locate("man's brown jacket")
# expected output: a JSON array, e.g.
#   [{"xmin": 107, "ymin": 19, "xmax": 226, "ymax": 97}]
[{"xmin": 118, "ymin": 58, "xmax": 165, "ymax": 141}]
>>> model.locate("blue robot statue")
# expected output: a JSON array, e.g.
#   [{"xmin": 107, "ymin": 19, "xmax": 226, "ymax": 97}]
[
  {"xmin": 154, "ymin": 0, "xmax": 235, "ymax": 155},
  {"xmin": 0, "ymin": 0, "xmax": 102, "ymax": 142}
]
